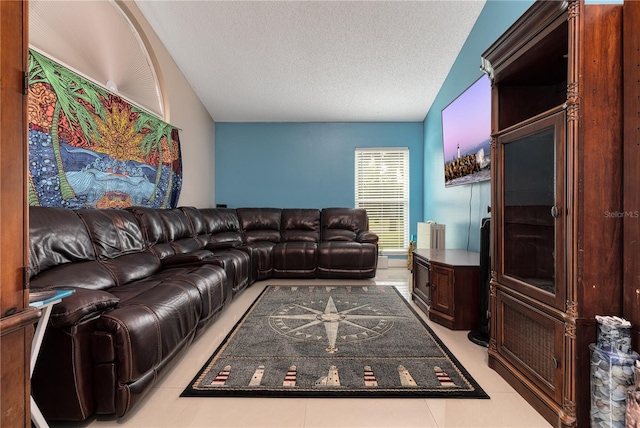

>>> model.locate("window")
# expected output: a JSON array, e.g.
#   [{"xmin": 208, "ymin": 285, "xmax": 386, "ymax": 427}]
[{"xmin": 355, "ymin": 148, "xmax": 409, "ymax": 253}]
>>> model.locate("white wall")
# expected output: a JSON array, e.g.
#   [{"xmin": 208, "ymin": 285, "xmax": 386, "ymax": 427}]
[
  {"xmin": 119, "ymin": 1, "xmax": 215, "ymax": 208},
  {"xmin": 33, "ymin": 0, "xmax": 216, "ymax": 208}
]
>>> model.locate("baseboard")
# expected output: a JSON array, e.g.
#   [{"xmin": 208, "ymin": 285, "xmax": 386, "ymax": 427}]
[
  {"xmin": 389, "ymin": 258, "xmax": 406, "ymax": 268},
  {"xmin": 378, "ymin": 256, "xmax": 408, "ymax": 269}
]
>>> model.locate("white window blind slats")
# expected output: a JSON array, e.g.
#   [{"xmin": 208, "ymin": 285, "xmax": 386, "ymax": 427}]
[{"xmin": 355, "ymin": 148, "xmax": 409, "ymax": 251}]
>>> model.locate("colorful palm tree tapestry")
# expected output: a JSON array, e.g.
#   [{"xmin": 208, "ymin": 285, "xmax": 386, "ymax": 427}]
[{"xmin": 27, "ymin": 49, "xmax": 182, "ymax": 209}]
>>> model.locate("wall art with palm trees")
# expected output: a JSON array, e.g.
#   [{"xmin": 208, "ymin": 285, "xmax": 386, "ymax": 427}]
[{"xmin": 27, "ymin": 49, "xmax": 182, "ymax": 209}]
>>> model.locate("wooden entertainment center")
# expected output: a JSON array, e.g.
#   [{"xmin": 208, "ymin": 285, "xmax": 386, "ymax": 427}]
[
  {"xmin": 0, "ymin": 1, "xmax": 38, "ymax": 426},
  {"xmin": 481, "ymin": 1, "xmax": 629, "ymax": 426},
  {"xmin": 411, "ymin": 249, "xmax": 480, "ymax": 331}
]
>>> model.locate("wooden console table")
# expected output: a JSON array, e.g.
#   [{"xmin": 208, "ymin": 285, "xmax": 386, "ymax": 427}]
[{"xmin": 411, "ymin": 249, "xmax": 480, "ymax": 330}]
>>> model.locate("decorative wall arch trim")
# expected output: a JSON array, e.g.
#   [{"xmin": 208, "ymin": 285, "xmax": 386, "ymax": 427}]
[{"xmin": 29, "ymin": 0, "xmax": 165, "ymax": 120}]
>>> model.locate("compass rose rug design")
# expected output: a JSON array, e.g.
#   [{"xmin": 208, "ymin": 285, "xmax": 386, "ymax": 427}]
[{"xmin": 181, "ymin": 285, "xmax": 489, "ymax": 398}]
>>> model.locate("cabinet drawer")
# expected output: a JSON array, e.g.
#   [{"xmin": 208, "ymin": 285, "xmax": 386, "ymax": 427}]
[{"xmin": 495, "ymin": 289, "xmax": 564, "ymax": 405}]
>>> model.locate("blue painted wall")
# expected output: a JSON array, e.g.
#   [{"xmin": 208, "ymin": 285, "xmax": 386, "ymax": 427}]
[
  {"xmin": 214, "ymin": 1, "xmax": 535, "ymax": 252},
  {"xmin": 215, "ymin": 122, "xmax": 423, "ymax": 237},
  {"xmin": 423, "ymin": 0, "xmax": 534, "ymax": 251}
]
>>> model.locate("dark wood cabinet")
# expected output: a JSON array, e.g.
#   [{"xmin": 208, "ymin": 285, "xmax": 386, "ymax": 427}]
[
  {"xmin": 412, "ymin": 249, "xmax": 480, "ymax": 330},
  {"xmin": 411, "ymin": 254, "xmax": 431, "ymax": 313},
  {"xmin": 494, "ymin": 289, "xmax": 565, "ymax": 405},
  {"xmin": 430, "ymin": 265, "xmax": 454, "ymax": 318},
  {"xmin": 0, "ymin": 1, "xmax": 39, "ymax": 427},
  {"xmin": 482, "ymin": 1, "xmax": 624, "ymax": 427},
  {"xmin": 623, "ymin": 0, "xmax": 640, "ymax": 354}
]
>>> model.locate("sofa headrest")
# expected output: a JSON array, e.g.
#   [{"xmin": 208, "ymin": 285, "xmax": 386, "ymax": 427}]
[
  {"xmin": 76, "ymin": 209, "xmax": 145, "ymax": 259},
  {"xmin": 29, "ymin": 206, "xmax": 96, "ymax": 277},
  {"xmin": 281, "ymin": 208, "xmax": 320, "ymax": 242},
  {"xmin": 157, "ymin": 209, "xmax": 194, "ymax": 242},
  {"xmin": 180, "ymin": 206, "xmax": 206, "ymax": 236},
  {"xmin": 199, "ymin": 208, "xmax": 240, "ymax": 234},
  {"xmin": 237, "ymin": 208, "xmax": 281, "ymax": 243},
  {"xmin": 126, "ymin": 206, "xmax": 166, "ymax": 246},
  {"xmin": 321, "ymin": 208, "xmax": 369, "ymax": 241}
]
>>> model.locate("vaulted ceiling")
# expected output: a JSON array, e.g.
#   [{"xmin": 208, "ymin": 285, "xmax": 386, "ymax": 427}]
[
  {"xmin": 30, "ymin": 1, "xmax": 486, "ymax": 123},
  {"xmin": 135, "ymin": 0, "xmax": 486, "ymax": 122}
]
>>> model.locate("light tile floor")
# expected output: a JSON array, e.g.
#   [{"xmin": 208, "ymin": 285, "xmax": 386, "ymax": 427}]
[{"xmin": 50, "ymin": 268, "xmax": 553, "ymax": 428}]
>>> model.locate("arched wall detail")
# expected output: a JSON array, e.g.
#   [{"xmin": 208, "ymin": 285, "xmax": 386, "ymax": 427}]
[{"xmin": 29, "ymin": 0, "xmax": 166, "ymax": 120}]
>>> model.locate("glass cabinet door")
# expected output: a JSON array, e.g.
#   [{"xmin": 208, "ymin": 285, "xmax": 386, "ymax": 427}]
[{"xmin": 497, "ymin": 111, "xmax": 566, "ymax": 309}]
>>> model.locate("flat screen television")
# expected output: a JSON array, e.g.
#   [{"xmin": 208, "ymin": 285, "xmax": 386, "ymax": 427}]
[{"xmin": 441, "ymin": 74, "xmax": 491, "ymax": 187}]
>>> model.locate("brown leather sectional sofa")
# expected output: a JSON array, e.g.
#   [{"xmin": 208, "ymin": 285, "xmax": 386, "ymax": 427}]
[{"xmin": 28, "ymin": 206, "xmax": 378, "ymax": 421}]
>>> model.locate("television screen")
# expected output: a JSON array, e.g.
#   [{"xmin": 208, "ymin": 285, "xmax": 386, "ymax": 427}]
[{"xmin": 441, "ymin": 74, "xmax": 491, "ymax": 187}]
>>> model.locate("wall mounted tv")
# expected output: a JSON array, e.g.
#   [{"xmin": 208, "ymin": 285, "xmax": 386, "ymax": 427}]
[{"xmin": 441, "ymin": 74, "xmax": 491, "ymax": 187}]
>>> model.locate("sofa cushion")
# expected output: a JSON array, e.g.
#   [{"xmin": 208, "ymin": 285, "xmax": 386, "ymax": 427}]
[
  {"xmin": 125, "ymin": 207, "xmax": 165, "ymax": 247},
  {"xmin": 112, "ymin": 263, "xmax": 229, "ymax": 326},
  {"xmin": 237, "ymin": 208, "xmax": 281, "ymax": 243},
  {"xmin": 126, "ymin": 207, "xmax": 175, "ymax": 260},
  {"xmin": 30, "ymin": 260, "xmax": 116, "ymax": 291},
  {"xmin": 29, "ymin": 206, "xmax": 96, "ymax": 276},
  {"xmin": 76, "ymin": 209, "xmax": 146, "ymax": 257},
  {"xmin": 97, "ymin": 281, "xmax": 201, "ymax": 384},
  {"xmin": 76, "ymin": 209, "xmax": 161, "ymax": 286},
  {"xmin": 99, "ymin": 252, "xmax": 163, "ymax": 286},
  {"xmin": 241, "ymin": 241, "xmax": 276, "ymax": 280},
  {"xmin": 160, "ymin": 264, "xmax": 230, "ymax": 325},
  {"xmin": 198, "ymin": 208, "xmax": 243, "ymax": 249},
  {"xmin": 207, "ymin": 249, "xmax": 251, "ymax": 295},
  {"xmin": 281, "ymin": 209, "xmax": 320, "ymax": 242},
  {"xmin": 272, "ymin": 242, "xmax": 317, "ymax": 278},
  {"xmin": 156, "ymin": 209, "xmax": 205, "ymax": 253},
  {"xmin": 128, "ymin": 207, "xmax": 214, "ymax": 263},
  {"xmin": 321, "ymin": 208, "xmax": 370, "ymax": 242},
  {"xmin": 180, "ymin": 206, "xmax": 208, "ymax": 240},
  {"xmin": 317, "ymin": 241, "xmax": 378, "ymax": 279}
]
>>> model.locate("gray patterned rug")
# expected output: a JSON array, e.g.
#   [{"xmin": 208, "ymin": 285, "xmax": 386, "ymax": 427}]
[{"xmin": 181, "ymin": 285, "xmax": 489, "ymax": 398}]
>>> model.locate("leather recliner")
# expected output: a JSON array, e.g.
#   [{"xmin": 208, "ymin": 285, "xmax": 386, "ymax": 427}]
[
  {"xmin": 236, "ymin": 208, "xmax": 282, "ymax": 280},
  {"xmin": 272, "ymin": 208, "xmax": 320, "ymax": 278},
  {"xmin": 182, "ymin": 206, "xmax": 251, "ymax": 296},
  {"xmin": 29, "ymin": 207, "xmax": 229, "ymax": 420},
  {"xmin": 28, "ymin": 205, "xmax": 378, "ymax": 422},
  {"xmin": 317, "ymin": 208, "xmax": 379, "ymax": 278}
]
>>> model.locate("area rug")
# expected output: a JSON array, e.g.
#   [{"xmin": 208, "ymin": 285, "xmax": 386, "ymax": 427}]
[{"xmin": 181, "ymin": 285, "xmax": 489, "ymax": 399}]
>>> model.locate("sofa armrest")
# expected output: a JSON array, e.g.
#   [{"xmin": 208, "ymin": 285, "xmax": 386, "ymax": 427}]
[
  {"xmin": 39, "ymin": 288, "xmax": 120, "ymax": 327},
  {"xmin": 160, "ymin": 250, "xmax": 214, "ymax": 266},
  {"xmin": 357, "ymin": 231, "xmax": 379, "ymax": 244},
  {"xmin": 205, "ymin": 240, "xmax": 240, "ymax": 251}
]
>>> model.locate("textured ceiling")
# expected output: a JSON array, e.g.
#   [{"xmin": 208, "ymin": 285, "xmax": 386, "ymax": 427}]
[{"xmin": 135, "ymin": 0, "xmax": 486, "ymax": 123}]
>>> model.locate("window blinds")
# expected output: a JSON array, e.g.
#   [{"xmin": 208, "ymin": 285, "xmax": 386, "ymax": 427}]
[{"xmin": 355, "ymin": 148, "xmax": 409, "ymax": 251}]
